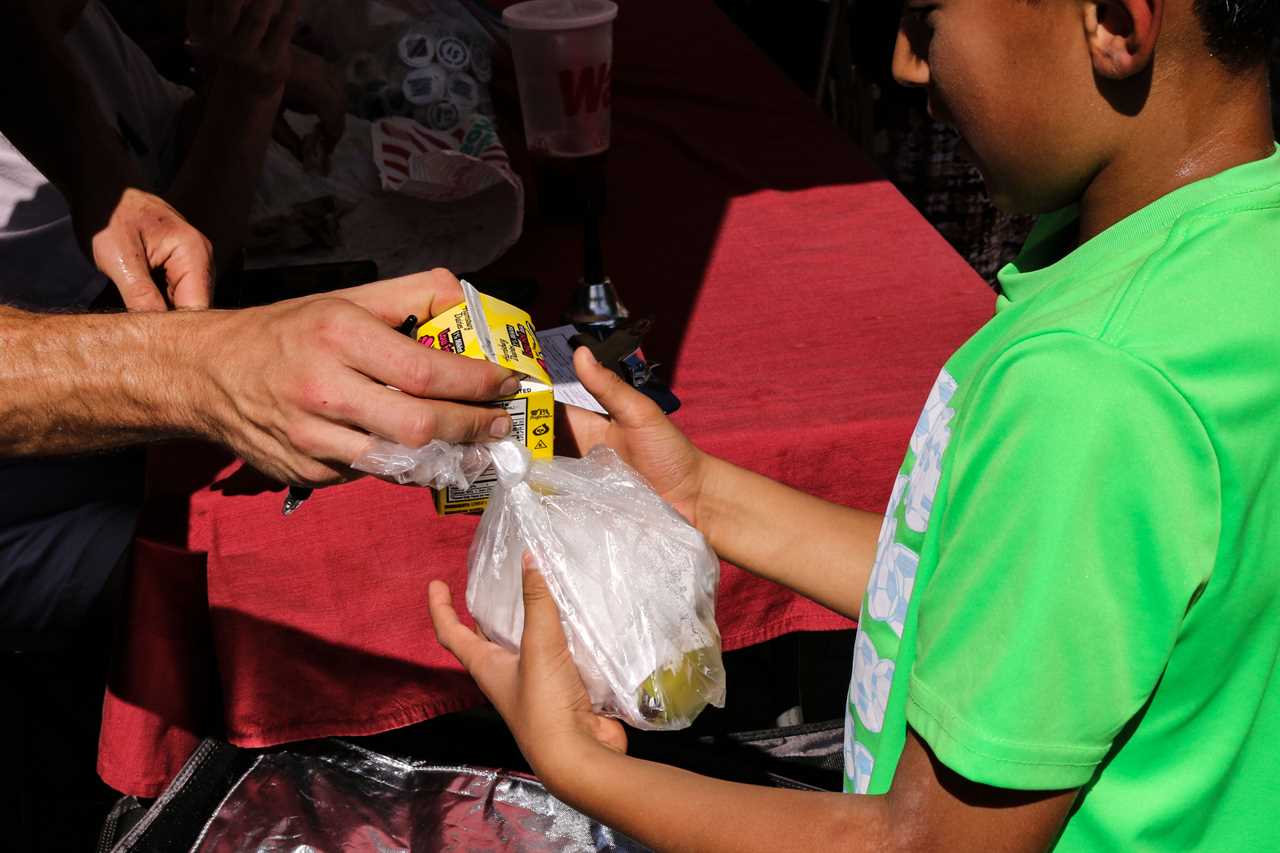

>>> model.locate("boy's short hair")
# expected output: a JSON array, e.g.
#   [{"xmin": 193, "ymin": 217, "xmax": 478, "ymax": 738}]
[{"xmin": 1194, "ymin": 0, "xmax": 1279, "ymax": 68}]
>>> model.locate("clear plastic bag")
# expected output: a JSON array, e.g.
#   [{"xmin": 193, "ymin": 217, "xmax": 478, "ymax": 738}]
[
  {"xmin": 353, "ymin": 437, "xmax": 492, "ymax": 488},
  {"xmin": 352, "ymin": 439, "xmax": 727, "ymax": 730}
]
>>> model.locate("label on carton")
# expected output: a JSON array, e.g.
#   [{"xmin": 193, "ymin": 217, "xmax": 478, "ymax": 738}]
[{"xmin": 417, "ymin": 281, "xmax": 554, "ymax": 514}]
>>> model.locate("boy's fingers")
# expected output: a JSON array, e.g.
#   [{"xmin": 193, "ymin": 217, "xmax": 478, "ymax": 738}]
[
  {"xmin": 572, "ymin": 346, "xmax": 663, "ymax": 427},
  {"xmin": 559, "ymin": 404, "xmax": 609, "ymax": 456},
  {"xmin": 520, "ymin": 554, "xmax": 570, "ymax": 661},
  {"xmin": 428, "ymin": 580, "xmax": 486, "ymax": 670}
]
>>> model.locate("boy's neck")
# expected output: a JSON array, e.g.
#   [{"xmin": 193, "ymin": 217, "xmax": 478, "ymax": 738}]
[{"xmin": 1077, "ymin": 66, "xmax": 1274, "ymax": 244}]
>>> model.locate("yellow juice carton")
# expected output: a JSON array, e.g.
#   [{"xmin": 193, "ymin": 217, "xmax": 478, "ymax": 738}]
[{"xmin": 416, "ymin": 281, "xmax": 554, "ymax": 514}]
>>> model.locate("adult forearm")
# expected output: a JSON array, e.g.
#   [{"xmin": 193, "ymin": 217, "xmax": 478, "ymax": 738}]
[
  {"xmin": 546, "ymin": 744, "xmax": 884, "ymax": 853},
  {"xmin": 167, "ymin": 75, "xmax": 283, "ymax": 272},
  {"xmin": 0, "ymin": 306, "xmax": 211, "ymax": 456},
  {"xmin": 696, "ymin": 455, "xmax": 881, "ymax": 619}
]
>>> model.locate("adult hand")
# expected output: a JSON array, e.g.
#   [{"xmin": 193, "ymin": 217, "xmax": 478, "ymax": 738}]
[
  {"xmin": 561, "ymin": 347, "xmax": 709, "ymax": 526},
  {"xmin": 429, "ymin": 554, "xmax": 628, "ymax": 780},
  {"xmin": 195, "ymin": 269, "xmax": 519, "ymax": 487},
  {"xmin": 82, "ymin": 187, "xmax": 215, "ymax": 311},
  {"xmin": 187, "ymin": 0, "xmax": 301, "ymax": 96},
  {"xmin": 2, "ymin": 0, "xmax": 213, "ymax": 309}
]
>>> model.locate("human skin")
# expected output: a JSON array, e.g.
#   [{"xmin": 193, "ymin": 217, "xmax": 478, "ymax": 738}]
[
  {"xmin": 0, "ymin": 269, "xmax": 518, "ymax": 487},
  {"xmin": 430, "ymin": 352, "xmax": 1078, "ymax": 852},
  {"xmin": 430, "ymin": 2, "xmax": 1276, "ymax": 850},
  {"xmin": 893, "ymin": 0, "xmax": 1274, "ymax": 240},
  {"xmin": 1, "ymin": 0, "xmax": 215, "ymax": 310},
  {"xmin": 165, "ymin": 0, "xmax": 301, "ymax": 283},
  {"xmin": 5, "ymin": 0, "xmax": 350, "ymax": 311}
]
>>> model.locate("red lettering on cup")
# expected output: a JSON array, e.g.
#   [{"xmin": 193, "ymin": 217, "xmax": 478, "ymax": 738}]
[{"xmin": 558, "ymin": 63, "xmax": 612, "ymax": 118}]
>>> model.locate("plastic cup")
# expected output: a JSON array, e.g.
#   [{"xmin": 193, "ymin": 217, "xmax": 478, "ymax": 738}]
[{"xmin": 502, "ymin": 0, "xmax": 618, "ymax": 159}]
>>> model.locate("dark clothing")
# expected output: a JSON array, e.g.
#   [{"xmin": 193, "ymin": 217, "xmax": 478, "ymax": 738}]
[{"xmin": 0, "ymin": 452, "xmax": 142, "ymax": 638}]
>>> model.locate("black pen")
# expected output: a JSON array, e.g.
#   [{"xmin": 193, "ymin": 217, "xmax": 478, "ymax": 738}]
[
  {"xmin": 282, "ymin": 314, "xmax": 420, "ymax": 517},
  {"xmin": 281, "ymin": 485, "xmax": 311, "ymax": 517}
]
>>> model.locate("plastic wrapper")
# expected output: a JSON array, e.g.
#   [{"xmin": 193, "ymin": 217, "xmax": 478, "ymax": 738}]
[
  {"xmin": 353, "ymin": 437, "xmax": 493, "ymax": 488},
  {"xmin": 470, "ymin": 442, "xmax": 726, "ymax": 730},
  {"xmin": 352, "ymin": 438, "xmax": 727, "ymax": 730}
]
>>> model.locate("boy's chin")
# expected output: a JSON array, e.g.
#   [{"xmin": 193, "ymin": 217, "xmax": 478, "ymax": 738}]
[
  {"xmin": 956, "ymin": 140, "xmax": 1079, "ymax": 216},
  {"xmin": 969, "ymin": 169, "xmax": 1019, "ymax": 214},
  {"xmin": 982, "ymin": 174, "xmax": 1073, "ymax": 217},
  {"xmin": 956, "ymin": 143, "xmax": 1025, "ymax": 213},
  {"xmin": 985, "ymin": 185, "xmax": 1031, "ymax": 215}
]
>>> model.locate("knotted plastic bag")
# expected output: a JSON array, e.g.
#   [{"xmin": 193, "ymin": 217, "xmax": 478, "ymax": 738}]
[{"xmin": 353, "ymin": 439, "xmax": 727, "ymax": 730}]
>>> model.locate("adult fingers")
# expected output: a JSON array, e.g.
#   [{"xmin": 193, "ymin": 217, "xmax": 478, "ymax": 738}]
[
  {"xmin": 328, "ymin": 269, "xmax": 465, "ymax": 326},
  {"xmin": 345, "ymin": 331, "xmax": 517, "ymax": 404},
  {"xmin": 217, "ymin": 0, "xmax": 248, "ymax": 34},
  {"xmin": 572, "ymin": 346, "xmax": 664, "ymax": 427},
  {"xmin": 263, "ymin": 0, "xmax": 301, "ymax": 58},
  {"xmin": 274, "ymin": 414, "xmax": 383, "ymax": 484},
  {"xmin": 228, "ymin": 412, "xmax": 358, "ymax": 486},
  {"xmin": 92, "ymin": 231, "xmax": 168, "ymax": 312},
  {"xmin": 200, "ymin": 0, "xmax": 246, "ymax": 44},
  {"xmin": 333, "ymin": 375, "xmax": 514, "ymax": 448},
  {"xmin": 233, "ymin": 0, "xmax": 280, "ymax": 46},
  {"xmin": 155, "ymin": 228, "xmax": 215, "ymax": 309}
]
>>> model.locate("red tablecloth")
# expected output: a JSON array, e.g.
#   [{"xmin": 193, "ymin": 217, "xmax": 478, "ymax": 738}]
[{"xmin": 98, "ymin": 0, "xmax": 993, "ymax": 797}]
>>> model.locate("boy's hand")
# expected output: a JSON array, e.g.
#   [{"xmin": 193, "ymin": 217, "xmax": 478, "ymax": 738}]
[
  {"xmin": 562, "ymin": 347, "xmax": 708, "ymax": 527},
  {"xmin": 429, "ymin": 554, "xmax": 628, "ymax": 781}
]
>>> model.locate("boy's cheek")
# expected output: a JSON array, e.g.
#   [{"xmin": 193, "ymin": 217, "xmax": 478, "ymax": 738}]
[{"xmin": 929, "ymin": 58, "xmax": 1101, "ymax": 213}]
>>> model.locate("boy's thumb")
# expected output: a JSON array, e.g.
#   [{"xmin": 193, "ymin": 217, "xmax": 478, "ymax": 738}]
[
  {"xmin": 572, "ymin": 346, "xmax": 659, "ymax": 427},
  {"xmin": 522, "ymin": 563, "xmax": 552, "ymax": 607},
  {"xmin": 520, "ymin": 556, "xmax": 566, "ymax": 655}
]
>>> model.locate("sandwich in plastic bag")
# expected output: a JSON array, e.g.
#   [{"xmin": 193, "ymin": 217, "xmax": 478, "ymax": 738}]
[{"xmin": 353, "ymin": 438, "xmax": 727, "ymax": 730}]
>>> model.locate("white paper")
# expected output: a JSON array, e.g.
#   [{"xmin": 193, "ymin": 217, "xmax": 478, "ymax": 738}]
[{"xmin": 536, "ymin": 325, "xmax": 607, "ymax": 415}]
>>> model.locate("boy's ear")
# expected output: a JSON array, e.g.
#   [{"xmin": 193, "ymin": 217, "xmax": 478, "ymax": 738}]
[{"xmin": 1083, "ymin": 0, "xmax": 1164, "ymax": 79}]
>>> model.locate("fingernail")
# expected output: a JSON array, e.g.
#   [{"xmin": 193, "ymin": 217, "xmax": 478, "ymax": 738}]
[
  {"xmin": 490, "ymin": 416, "xmax": 513, "ymax": 438},
  {"xmin": 500, "ymin": 376, "xmax": 521, "ymax": 396}
]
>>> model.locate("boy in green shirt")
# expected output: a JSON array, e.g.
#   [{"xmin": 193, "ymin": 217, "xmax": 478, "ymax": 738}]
[{"xmin": 428, "ymin": 1, "xmax": 1280, "ymax": 849}]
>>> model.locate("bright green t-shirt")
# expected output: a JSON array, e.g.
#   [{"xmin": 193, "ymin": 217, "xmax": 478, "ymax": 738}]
[{"xmin": 844, "ymin": 149, "xmax": 1280, "ymax": 850}]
